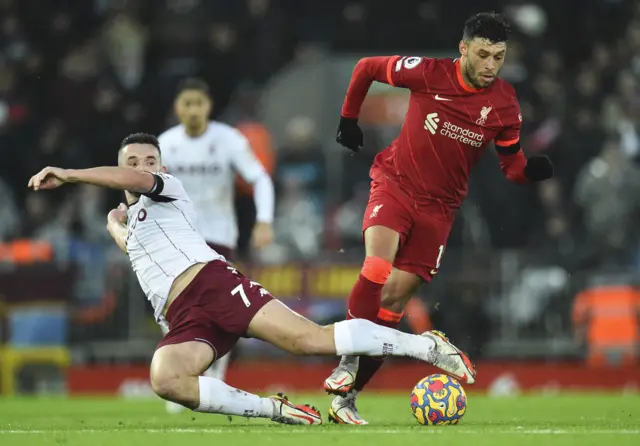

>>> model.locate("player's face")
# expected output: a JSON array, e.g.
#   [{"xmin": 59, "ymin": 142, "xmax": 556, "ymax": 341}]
[
  {"xmin": 175, "ymin": 90, "xmax": 211, "ymax": 130},
  {"xmin": 119, "ymin": 144, "xmax": 163, "ymax": 174},
  {"xmin": 459, "ymin": 38, "xmax": 506, "ymax": 89}
]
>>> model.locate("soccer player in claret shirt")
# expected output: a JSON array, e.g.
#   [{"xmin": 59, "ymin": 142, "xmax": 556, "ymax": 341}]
[
  {"xmin": 28, "ymin": 133, "xmax": 475, "ymax": 425},
  {"xmin": 324, "ymin": 12, "xmax": 553, "ymax": 424},
  {"xmin": 158, "ymin": 78, "xmax": 275, "ymax": 414}
]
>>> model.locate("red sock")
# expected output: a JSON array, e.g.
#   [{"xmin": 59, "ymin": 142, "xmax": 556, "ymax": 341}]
[
  {"xmin": 346, "ymin": 256, "xmax": 392, "ymax": 322},
  {"xmin": 354, "ymin": 308, "xmax": 403, "ymax": 390},
  {"xmin": 346, "ymin": 274, "xmax": 383, "ymax": 321}
]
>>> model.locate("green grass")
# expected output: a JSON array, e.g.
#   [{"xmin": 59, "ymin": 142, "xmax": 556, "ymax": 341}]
[{"xmin": 0, "ymin": 394, "xmax": 639, "ymax": 445}]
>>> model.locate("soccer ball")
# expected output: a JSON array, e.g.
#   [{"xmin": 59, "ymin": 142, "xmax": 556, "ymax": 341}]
[{"xmin": 410, "ymin": 374, "xmax": 467, "ymax": 425}]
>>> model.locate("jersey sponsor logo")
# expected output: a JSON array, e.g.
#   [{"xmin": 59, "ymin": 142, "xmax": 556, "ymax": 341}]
[
  {"xmin": 424, "ymin": 112, "xmax": 484, "ymax": 147},
  {"xmin": 475, "ymin": 106, "xmax": 492, "ymax": 125},
  {"xmin": 170, "ymin": 164, "xmax": 221, "ymax": 175},
  {"xmin": 395, "ymin": 56, "xmax": 422, "ymax": 72},
  {"xmin": 424, "ymin": 113, "xmax": 440, "ymax": 135}
]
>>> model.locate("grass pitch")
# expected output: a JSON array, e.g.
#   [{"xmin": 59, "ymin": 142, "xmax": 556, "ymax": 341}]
[{"xmin": 0, "ymin": 393, "xmax": 638, "ymax": 446}]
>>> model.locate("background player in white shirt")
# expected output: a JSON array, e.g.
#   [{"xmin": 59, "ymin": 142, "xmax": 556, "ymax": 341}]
[
  {"xmin": 158, "ymin": 78, "xmax": 274, "ymax": 257},
  {"xmin": 158, "ymin": 78, "xmax": 275, "ymax": 412},
  {"xmin": 27, "ymin": 133, "xmax": 476, "ymax": 425}
]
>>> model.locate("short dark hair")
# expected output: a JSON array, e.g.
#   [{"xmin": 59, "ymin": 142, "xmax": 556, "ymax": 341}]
[
  {"xmin": 176, "ymin": 77, "xmax": 210, "ymax": 96},
  {"xmin": 463, "ymin": 12, "xmax": 511, "ymax": 43},
  {"xmin": 119, "ymin": 132, "xmax": 161, "ymax": 154}
]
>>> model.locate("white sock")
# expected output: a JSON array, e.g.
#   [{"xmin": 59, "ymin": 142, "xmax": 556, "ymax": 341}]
[
  {"xmin": 203, "ymin": 353, "xmax": 230, "ymax": 381},
  {"xmin": 161, "ymin": 324, "xmax": 170, "ymax": 335},
  {"xmin": 333, "ymin": 319, "xmax": 435, "ymax": 361},
  {"xmin": 195, "ymin": 376, "xmax": 274, "ymax": 418}
]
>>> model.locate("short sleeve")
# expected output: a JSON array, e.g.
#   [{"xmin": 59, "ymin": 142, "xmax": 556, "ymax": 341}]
[
  {"xmin": 144, "ymin": 173, "xmax": 186, "ymax": 201},
  {"xmin": 387, "ymin": 56, "xmax": 434, "ymax": 91},
  {"xmin": 495, "ymin": 100, "xmax": 522, "ymax": 148}
]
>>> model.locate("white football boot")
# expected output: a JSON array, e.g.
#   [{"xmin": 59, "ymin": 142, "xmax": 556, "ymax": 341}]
[
  {"xmin": 328, "ymin": 392, "xmax": 368, "ymax": 425},
  {"xmin": 323, "ymin": 356, "xmax": 359, "ymax": 396},
  {"xmin": 423, "ymin": 330, "xmax": 476, "ymax": 385},
  {"xmin": 323, "ymin": 331, "xmax": 476, "ymax": 397},
  {"xmin": 270, "ymin": 393, "xmax": 323, "ymax": 425}
]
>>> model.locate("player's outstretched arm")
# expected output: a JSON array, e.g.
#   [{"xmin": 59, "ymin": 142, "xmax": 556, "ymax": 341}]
[
  {"xmin": 341, "ymin": 56, "xmax": 398, "ymax": 120},
  {"xmin": 337, "ymin": 56, "xmax": 428, "ymax": 152},
  {"xmin": 28, "ymin": 166, "xmax": 155, "ymax": 193}
]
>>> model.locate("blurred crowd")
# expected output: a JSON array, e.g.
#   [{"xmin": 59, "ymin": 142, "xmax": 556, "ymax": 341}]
[{"xmin": 1, "ymin": 0, "xmax": 640, "ymax": 273}]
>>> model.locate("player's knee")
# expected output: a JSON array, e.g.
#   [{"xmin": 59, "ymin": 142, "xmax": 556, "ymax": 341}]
[
  {"xmin": 150, "ymin": 368, "xmax": 181, "ymax": 401},
  {"xmin": 361, "ymin": 256, "xmax": 393, "ymax": 285}
]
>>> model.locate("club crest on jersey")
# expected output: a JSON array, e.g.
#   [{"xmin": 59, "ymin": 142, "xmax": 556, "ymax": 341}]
[
  {"xmin": 475, "ymin": 106, "xmax": 492, "ymax": 125},
  {"xmin": 137, "ymin": 209, "xmax": 147, "ymax": 222}
]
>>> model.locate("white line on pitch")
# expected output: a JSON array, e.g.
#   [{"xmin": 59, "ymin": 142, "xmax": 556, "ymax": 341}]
[{"xmin": 0, "ymin": 428, "xmax": 639, "ymax": 435}]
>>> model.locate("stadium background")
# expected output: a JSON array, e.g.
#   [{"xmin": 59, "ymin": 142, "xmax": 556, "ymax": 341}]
[{"xmin": 0, "ymin": 0, "xmax": 639, "ymax": 397}]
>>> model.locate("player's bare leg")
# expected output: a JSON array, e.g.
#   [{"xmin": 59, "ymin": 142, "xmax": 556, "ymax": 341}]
[
  {"xmin": 160, "ymin": 324, "xmax": 189, "ymax": 414},
  {"xmin": 328, "ymin": 268, "xmax": 421, "ymax": 424},
  {"xmin": 246, "ymin": 299, "xmax": 475, "ymax": 381},
  {"xmin": 150, "ymin": 340, "xmax": 321, "ymax": 424},
  {"xmin": 162, "ymin": 325, "xmax": 230, "ymax": 413}
]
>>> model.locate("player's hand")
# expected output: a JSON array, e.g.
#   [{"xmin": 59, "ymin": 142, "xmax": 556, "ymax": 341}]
[
  {"xmin": 336, "ymin": 116, "xmax": 363, "ymax": 153},
  {"xmin": 107, "ymin": 203, "xmax": 129, "ymax": 226},
  {"xmin": 251, "ymin": 222, "xmax": 274, "ymax": 249},
  {"xmin": 524, "ymin": 155, "xmax": 553, "ymax": 182},
  {"xmin": 28, "ymin": 166, "xmax": 70, "ymax": 190}
]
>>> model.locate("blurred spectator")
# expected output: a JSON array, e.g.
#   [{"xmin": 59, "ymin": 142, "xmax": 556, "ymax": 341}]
[
  {"xmin": 276, "ymin": 116, "xmax": 326, "ymax": 203},
  {"xmin": 573, "ymin": 284, "xmax": 640, "ymax": 367},
  {"xmin": 574, "ymin": 136, "xmax": 640, "ymax": 267},
  {"xmin": 0, "ymin": 175, "xmax": 18, "ymax": 241}
]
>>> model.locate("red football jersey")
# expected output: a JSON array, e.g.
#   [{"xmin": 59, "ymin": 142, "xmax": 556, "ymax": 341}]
[{"xmin": 342, "ymin": 56, "xmax": 523, "ymax": 217}]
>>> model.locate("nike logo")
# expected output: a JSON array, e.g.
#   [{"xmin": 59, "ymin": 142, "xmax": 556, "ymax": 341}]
[{"xmin": 435, "ymin": 95, "xmax": 452, "ymax": 101}]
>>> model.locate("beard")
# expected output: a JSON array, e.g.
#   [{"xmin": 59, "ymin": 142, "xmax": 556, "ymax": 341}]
[
  {"xmin": 464, "ymin": 59, "xmax": 499, "ymax": 89},
  {"xmin": 464, "ymin": 60, "xmax": 484, "ymax": 89}
]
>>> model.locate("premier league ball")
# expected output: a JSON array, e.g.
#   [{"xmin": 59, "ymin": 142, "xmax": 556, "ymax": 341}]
[{"xmin": 410, "ymin": 374, "xmax": 467, "ymax": 425}]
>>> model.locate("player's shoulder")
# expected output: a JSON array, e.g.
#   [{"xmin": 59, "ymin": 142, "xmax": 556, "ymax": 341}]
[
  {"xmin": 155, "ymin": 172, "xmax": 177, "ymax": 180},
  {"xmin": 396, "ymin": 55, "xmax": 446, "ymax": 71},
  {"xmin": 489, "ymin": 78, "xmax": 518, "ymax": 102},
  {"xmin": 208, "ymin": 120, "xmax": 248, "ymax": 145},
  {"xmin": 158, "ymin": 124, "xmax": 184, "ymax": 142},
  {"xmin": 153, "ymin": 171, "xmax": 182, "ymax": 187}
]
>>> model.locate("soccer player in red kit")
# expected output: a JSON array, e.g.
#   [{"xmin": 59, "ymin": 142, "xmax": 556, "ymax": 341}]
[{"xmin": 324, "ymin": 12, "xmax": 553, "ymax": 424}]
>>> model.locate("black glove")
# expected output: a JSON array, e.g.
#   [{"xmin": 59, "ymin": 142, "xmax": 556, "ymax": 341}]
[
  {"xmin": 336, "ymin": 116, "xmax": 363, "ymax": 153},
  {"xmin": 524, "ymin": 154, "xmax": 554, "ymax": 182}
]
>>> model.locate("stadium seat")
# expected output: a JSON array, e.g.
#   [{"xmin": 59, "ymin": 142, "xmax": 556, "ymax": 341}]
[
  {"xmin": 0, "ymin": 346, "xmax": 70, "ymax": 396},
  {"xmin": 0, "ymin": 304, "xmax": 70, "ymax": 396}
]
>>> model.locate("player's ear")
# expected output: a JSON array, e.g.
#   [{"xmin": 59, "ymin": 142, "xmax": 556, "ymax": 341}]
[
  {"xmin": 459, "ymin": 40, "xmax": 467, "ymax": 57},
  {"xmin": 161, "ymin": 165, "xmax": 168, "ymax": 173}
]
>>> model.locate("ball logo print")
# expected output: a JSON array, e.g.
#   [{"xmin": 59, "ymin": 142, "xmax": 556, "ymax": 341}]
[{"xmin": 424, "ymin": 113, "xmax": 440, "ymax": 135}]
